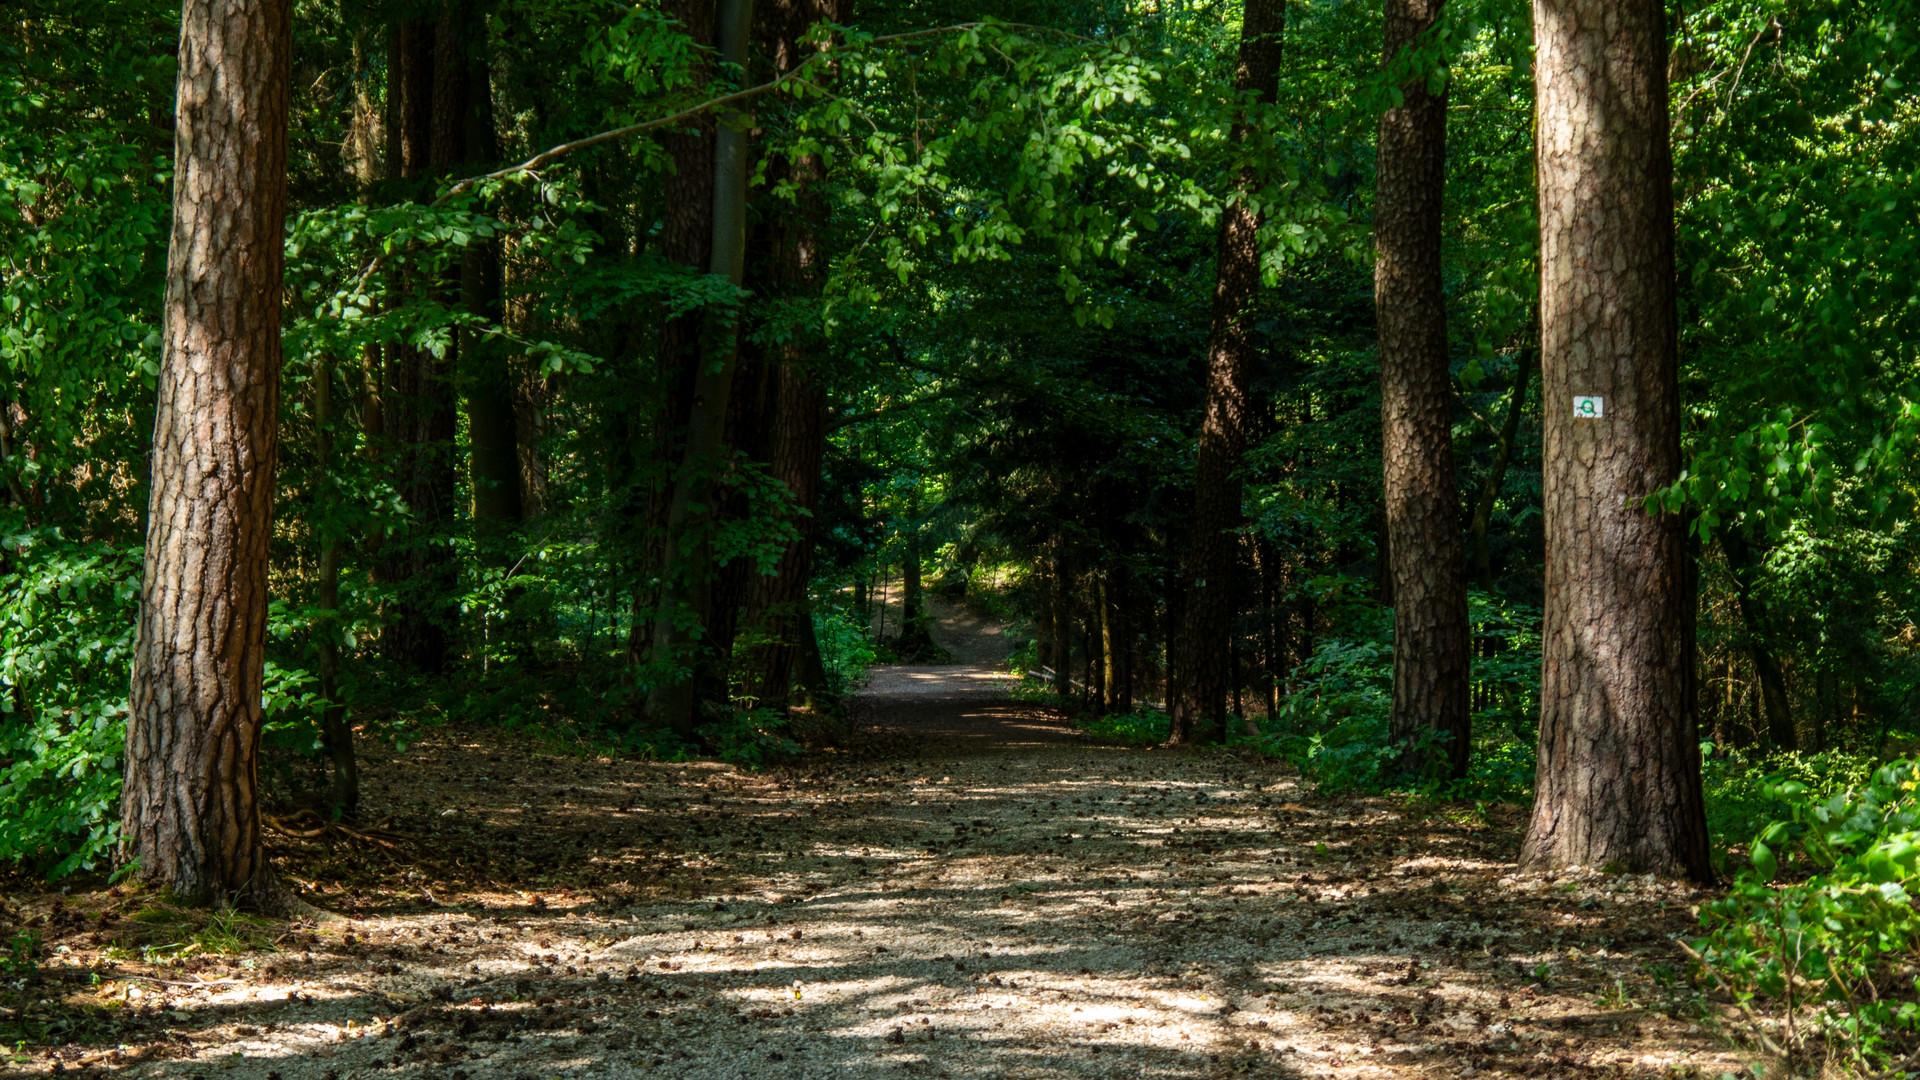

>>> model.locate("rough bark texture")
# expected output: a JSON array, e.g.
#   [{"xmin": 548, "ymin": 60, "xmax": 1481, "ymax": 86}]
[
  {"xmin": 1169, "ymin": 0, "xmax": 1284, "ymax": 745},
  {"xmin": 738, "ymin": 0, "xmax": 842, "ymax": 711},
  {"xmin": 744, "ymin": 366, "xmax": 826, "ymax": 706},
  {"xmin": 1376, "ymin": 0, "xmax": 1470, "ymax": 779},
  {"xmin": 1521, "ymin": 0, "xmax": 1711, "ymax": 880},
  {"xmin": 123, "ymin": 0, "xmax": 291, "ymax": 909}
]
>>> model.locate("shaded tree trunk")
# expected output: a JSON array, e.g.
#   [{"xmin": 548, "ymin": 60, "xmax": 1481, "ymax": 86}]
[
  {"xmin": 313, "ymin": 356, "xmax": 357, "ymax": 820},
  {"xmin": 744, "ymin": 366, "xmax": 828, "ymax": 707},
  {"xmin": 123, "ymin": 0, "xmax": 291, "ymax": 910},
  {"xmin": 1169, "ymin": 0, "xmax": 1284, "ymax": 745},
  {"xmin": 382, "ymin": 12, "xmax": 459, "ymax": 672},
  {"xmin": 1470, "ymin": 345, "xmax": 1534, "ymax": 591},
  {"xmin": 738, "ymin": 0, "xmax": 844, "ymax": 711},
  {"xmin": 627, "ymin": 0, "xmax": 718, "ymax": 674},
  {"xmin": 1377, "ymin": 0, "xmax": 1470, "ymax": 780},
  {"xmin": 645, "ymin": 0, "xmax": 756, "ymax": 739},
  {"xmin": 1051, "ymin": 551, "xmax": 1072, "ymax": 695},
  {"xmin": 445, "ymin": 0, "xmax": 523, "ymax": 531},
  {"xmin": 1719, "ymin": 527, "xmax": 1795, "ymax": 751},
  {"xmin": 1520, "ymin": 0, "xmax": 1711, "ymax": 880},
  {"xmin": 1113, "ymin": 570, "xmax": 1133, "ymax": 714}
]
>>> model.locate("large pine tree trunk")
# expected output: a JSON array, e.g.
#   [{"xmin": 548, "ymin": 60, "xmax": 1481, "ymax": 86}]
[
  {"xmin": 625, "ymin": 0, "xmax": 717, "ymax": 674},
  {"xmin": 1169, "ymin": 0, "xmax": 1284, "ymax": 745},
  {"xmin": 1521, "ymin": 0, "xmax": 1711, "ymax": 880},
  {"xmin": 738, "ymin": 0, "xmax": 843, "ymax": 713},
  {"xmin": 1376, "ymin": 0, "xmax": 1471, "ymax": 779},
  {"xmin": 745, "ymin": 365, "xmax": 827, "ymax": 705},
  {"xmin": 123, "ymin": 0, "xmax": 291, "ymax": 909}
]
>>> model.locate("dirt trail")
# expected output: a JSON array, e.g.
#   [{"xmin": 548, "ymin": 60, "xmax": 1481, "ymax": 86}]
[{"xmin": 6, "ymin": 648, "xmax": 1754, "ymax": 1080}]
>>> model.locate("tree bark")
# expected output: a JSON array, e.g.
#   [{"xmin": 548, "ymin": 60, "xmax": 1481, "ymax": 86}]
[
  {"xmin": 1169, "ymin": 0, "xmax": 1284, "ymax": 745},
  {"xmin": 1098, "ymin": 573, "xmax": 1116, "ymax": 711},
  {"xmin": 645, "ymin": 0, "xmax": 756, "ymax": 739},
  {"xmin": 1377, "ymin": 0, "xmax": 1471, "ymax": 780},
  {"xmin": 123, "ymin": 0, "xmax": 291, "ymax": 909},
  {"xmin": 738, "ymin": 0, "xmax": 845, "ymax": 711},
  {"xmin": 626, "ymin": 0, "xmax": 718, "ymax": 673},
  {"xmin": 745, "ymin": 365, "xmax": 828, "ymax": 706},
  {"xmin": 1521, "ymin": 0, "xmax": 1711, "ymax": 880}
]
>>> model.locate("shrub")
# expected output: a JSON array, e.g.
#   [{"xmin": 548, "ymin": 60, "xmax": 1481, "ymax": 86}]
[
  {"xmin": 0, "ymin": 531, "xmax": 140, "ymax": 878},
  {"xmin": 1695, "ymin": 760, "xmax": 1920, "ymax": 1072}
]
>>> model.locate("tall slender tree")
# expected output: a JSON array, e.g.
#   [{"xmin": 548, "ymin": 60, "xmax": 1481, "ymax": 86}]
[
  {"xmin": 1376, "ymin": 0, "xmax": 1471, "ymax": 778},
  {"xmin": 1168, "ymin": 0, "xmax": 1284, "ymax": 744},
  {"xmin": 382, "ymin": 11, "xmax": 459, "ymax": 672},
  {"xmin": 122, "ymin": 0, "xmax": 291, "ymax": 908},
  {"xmin": 1521, "ymin": 0, "xmax": 1711, "ymax": 879}
]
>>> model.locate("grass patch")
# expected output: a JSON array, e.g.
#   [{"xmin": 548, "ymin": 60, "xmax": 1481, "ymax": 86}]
[{"xmin": 114, "ymin": 903, "xmax": 281, "ymax": 961}]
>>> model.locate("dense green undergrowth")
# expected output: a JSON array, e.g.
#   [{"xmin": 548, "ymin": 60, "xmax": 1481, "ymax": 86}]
[{"xmin": 1696, "ymin": 759, "xmax": 1920, "ymax": 1074}]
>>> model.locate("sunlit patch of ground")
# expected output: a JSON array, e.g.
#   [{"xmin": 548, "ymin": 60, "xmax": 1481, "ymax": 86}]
[{"xmin": 2, "ymin": 667, "xmax": 1755, "ymax": 1080}]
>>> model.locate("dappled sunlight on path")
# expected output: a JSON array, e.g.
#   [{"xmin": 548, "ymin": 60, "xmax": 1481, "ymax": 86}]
[{"xmin": 6, "ymin": 668, "xmax": 1752, "ymax": 1080}]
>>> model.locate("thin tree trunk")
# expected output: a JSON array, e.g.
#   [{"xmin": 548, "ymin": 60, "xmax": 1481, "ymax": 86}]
[
  {"xmin": 1377, "ymin": 0, "xmax": 1469, "ymax": 778},
  {"xmin": 1035, "ymin": 561, "xmax": 1054, "ymax": 676},
  {"xmin": 123, "ymin": 0, "xmax": 291, "ymax": 910},
  {"xmin": 1521, "ymin": 0, "xmax": 1710, "ymax": 880},
  {"xmin": 1170, "ymin": 0, "xmax": 1284, "ymax": 745},
  {"xmin": 1470, "ymin": 346, "xmax": 1534, "ymax": 591},
  {"xmin": 1051, "ymin": 552, "xmax": 1072, "ymax": 695},
  {"xmin": 1719, "ymin": 527, "xmax": 1795, "ymax": 751},
  {"xmin": 1098, "ymin": 573, "xmax": 1117, "ymax": 711},
  {"xmin": 313, "ymin": 357, "xmax": 357, "ymax": 819},
  {"xmin": 1114, "ymin": 570, "xmax": 1133, "ymax": 714}
]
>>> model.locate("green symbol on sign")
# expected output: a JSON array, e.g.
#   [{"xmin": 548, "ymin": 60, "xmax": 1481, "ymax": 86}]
[{"xmin": 1573, "ymin": 396, "xmax": 1603, "ymax": 418}]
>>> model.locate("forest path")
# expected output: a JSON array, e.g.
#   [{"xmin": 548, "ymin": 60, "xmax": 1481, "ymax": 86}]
[{"xmin": 9, "ymin": 672, "xmax": 1752, "ymax": 1080}]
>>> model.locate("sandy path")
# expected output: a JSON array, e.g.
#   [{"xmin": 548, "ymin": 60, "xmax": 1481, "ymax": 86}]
[{"xmin": 5, "ymin": 669, "xmax": 1752, "ymax": 1080}]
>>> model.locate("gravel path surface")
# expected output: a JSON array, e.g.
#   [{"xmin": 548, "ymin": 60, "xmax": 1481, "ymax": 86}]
[{"xmin": 5, "ymin": 665, "xmax": 1752, "ymax": 1080}]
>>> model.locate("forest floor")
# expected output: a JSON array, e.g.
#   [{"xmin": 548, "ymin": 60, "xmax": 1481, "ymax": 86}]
[{"xmin": 2, "ymin": 606, "xmax": 1760, "ymax": 1080}]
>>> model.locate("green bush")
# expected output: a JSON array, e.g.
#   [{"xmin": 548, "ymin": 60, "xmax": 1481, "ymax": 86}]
[
  {"xmin": 814, "ymin": 599, "xmax": 879, "ymax": 694},
  {"xmin": 1248, "ymin": 591, "xmax": 1542, "ymax": 798},
  {"xmin": 1079, "ymin": 707, "xmax": 1171, "ymax": 745},
  {"xmin": 0, "ymin": 531, "xmax": 140, "ymax": 878},
  {"xmin": 1695, "ymin": 759, "xmax": 1920, "ymax": 1071}
]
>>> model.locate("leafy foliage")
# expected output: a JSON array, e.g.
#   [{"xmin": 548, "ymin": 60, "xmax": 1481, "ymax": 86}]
[{"xmin": 1697, "ymin": 760, "xmax": 1920, "ymax": 1071}]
